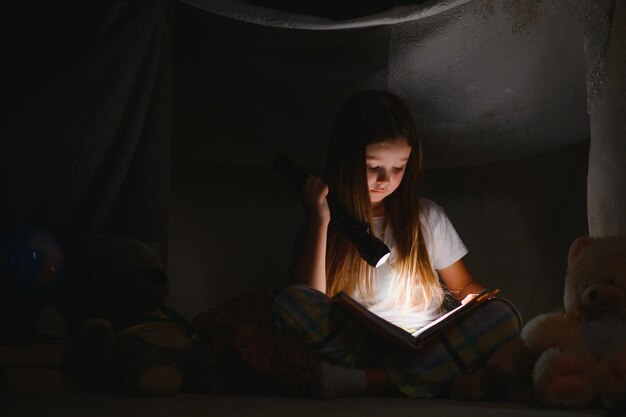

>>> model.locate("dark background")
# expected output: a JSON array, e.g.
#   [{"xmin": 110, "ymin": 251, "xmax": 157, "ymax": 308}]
[{"xmin": 1, "ymin": 0, "xmax": 595, "ymax": 324}]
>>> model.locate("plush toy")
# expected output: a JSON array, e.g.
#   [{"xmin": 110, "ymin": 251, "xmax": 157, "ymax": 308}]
[
  {"xmin": 522, "ymin": 235, "xmax": 626, "ymax": 408},
  {"xmin": 69, "ymin": 235, "xmax": 198, "ymax": 396},
  {"xmin": 453, "ymin": 235, "xmax": 626, "ymax": 408}
]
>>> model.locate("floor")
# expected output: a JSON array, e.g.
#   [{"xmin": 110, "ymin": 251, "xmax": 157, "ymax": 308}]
[{"xmin": 0, "ymin": 394, "xmax": 606, "ymax": 417}]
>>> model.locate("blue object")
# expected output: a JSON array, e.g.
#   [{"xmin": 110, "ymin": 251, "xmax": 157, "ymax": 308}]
[{"xmin": 0, "ymin": 225, "xmax": 64, "ymax": 308}]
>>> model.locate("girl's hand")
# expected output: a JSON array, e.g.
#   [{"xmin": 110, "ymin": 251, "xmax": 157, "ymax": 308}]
[{"xmin": 301, "ymin": 175, "xmax": 331, "ymax": 227}]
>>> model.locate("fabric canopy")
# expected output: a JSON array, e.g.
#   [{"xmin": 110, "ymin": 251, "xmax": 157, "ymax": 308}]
[
  {"xmin": 177, "ymin": 0, "xmax": 607, "ymax": 167},
  {"xmin": 0, "ymin": 0, "xmax": 172, "ymax": 250},
  {"xmin": 1, "ymin": 0, "xmax": 623, "ymax": 322},
  {"xmin": 176, "ymin": 0, "xmax": 624, "ymax": 237}
]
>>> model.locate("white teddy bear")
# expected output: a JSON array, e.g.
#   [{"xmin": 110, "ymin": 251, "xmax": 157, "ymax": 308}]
[{"xmin": 522, "ymin": 236, "xmax": 626, "ymax": 408}]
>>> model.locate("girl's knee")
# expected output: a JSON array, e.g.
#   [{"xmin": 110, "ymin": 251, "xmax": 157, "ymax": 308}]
[
  {"xmin": 482, "ymin": 298, "xmax": 523, "ymax": 332},
  {"xmin": 273, "ymin": 284, "xmax": 329, "ymax": 313},
  {"xmin": 277, "ymin": 284, "xmax": 328, "ymax": 301},
  {"xmin": 271, "ymin": 284, "xmax": 331, "ymax": 331}
]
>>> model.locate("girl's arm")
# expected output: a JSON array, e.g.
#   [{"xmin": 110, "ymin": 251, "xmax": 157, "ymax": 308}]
[
  {"xmin": 438, "ymin": 259, "xmax": 486, "ymax": 304},
  {"xmin": 290, "ymin": 175, "xmax": 331, "ymax": 293}
]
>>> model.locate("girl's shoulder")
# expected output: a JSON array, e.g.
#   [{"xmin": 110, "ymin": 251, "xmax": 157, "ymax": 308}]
[
  {"xmin": 419, "ymin": 197, "xmax": 445, "ymax": 219},
  {"xmin": 419, "ymin": 198, "xmax": 452, "ymax": 232}
]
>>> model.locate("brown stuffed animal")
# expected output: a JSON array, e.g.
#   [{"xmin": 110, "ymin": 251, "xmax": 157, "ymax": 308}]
[{"xmin": 69, "ymin": 236, "xmax": 196, "ymax": 396}]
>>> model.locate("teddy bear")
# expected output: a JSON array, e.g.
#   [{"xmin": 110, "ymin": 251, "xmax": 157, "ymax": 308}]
[
  {"xmin": 452, "ymin": 235, "xmax": 626, "ymax": 408},
  {"xmin": 65, "ymin": 235, "xmax": 200, "ymax": 396},
  {"xmin": 522, "ymin": 235, "xmax": 626, "ymax": 408}
]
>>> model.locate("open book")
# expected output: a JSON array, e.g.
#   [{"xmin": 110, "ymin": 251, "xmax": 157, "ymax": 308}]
[{"xmin": 331, "ymin": 288, "xmax": 500, "ymax": 351}]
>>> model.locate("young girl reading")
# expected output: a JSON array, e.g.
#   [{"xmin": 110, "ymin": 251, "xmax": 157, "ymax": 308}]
[{"xmin": 272, "ymin": 90, "xmax": 520, "ymax": 399}]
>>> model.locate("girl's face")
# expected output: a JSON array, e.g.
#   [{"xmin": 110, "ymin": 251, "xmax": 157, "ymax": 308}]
[{"xmin": 365, "ymin": 137, "xmax": 412, "ymax": 209}]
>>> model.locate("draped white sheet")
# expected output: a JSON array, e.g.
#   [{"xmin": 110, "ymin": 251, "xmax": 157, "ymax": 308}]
[{"xmin": 177, "ymin": 0, "xmax": 609, "ymax": 167}]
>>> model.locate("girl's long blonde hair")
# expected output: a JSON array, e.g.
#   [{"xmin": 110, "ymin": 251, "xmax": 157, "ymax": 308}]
[{"xmin": 325, "ymin": 90, "xmax": 444, "ymax": 311}]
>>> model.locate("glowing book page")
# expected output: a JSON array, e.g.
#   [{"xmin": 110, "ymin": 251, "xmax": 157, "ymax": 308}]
[{"xmin": 332, "ymin": 288, "xmax": 499, "ymax": 351}]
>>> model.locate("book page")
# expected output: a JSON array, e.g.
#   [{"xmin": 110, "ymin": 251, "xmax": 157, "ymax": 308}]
[
  {"xmin": 413, "ymin": 304, "xmax": 462, "ymax": 337},
  {"xmin": 413, "ymin": 288, "xmax": 499, "ymax": 340},
  {"xmin": 333, "ymin": 288, "xmax": 499, "ymax": 350},
  {"xmin": 332, "ymin": 291, "xmax": 417, "ymax": 349}
]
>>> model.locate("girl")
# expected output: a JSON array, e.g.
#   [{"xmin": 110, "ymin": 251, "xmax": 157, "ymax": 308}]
[{"xmin": 272, "ymin": 90, "xmax": 520, "ymax": 399}]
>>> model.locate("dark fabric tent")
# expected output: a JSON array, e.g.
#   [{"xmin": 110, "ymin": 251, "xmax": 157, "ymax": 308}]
[
  {"xmin": 1, "ymin": 0, "xmax": 624, "ymax": 323},
  {"xmin": 2, "ymin": 0, "xmax": 626, "ymax": 414},
  {"xmin": 1, "ymin": 0, "xmax": 171, "ymax": 250}
]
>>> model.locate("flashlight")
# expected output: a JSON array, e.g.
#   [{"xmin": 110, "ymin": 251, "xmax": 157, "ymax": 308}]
[{"xmin": 273, "ymin": 154, "xmax": 391, "ymax": 268}]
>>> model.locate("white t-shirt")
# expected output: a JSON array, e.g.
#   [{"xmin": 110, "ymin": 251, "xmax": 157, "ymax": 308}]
[
  {"xmin": 289, "ymin": 198, "xmax": 468, "ymax": 334},
  {"xmin": 352, "ymin": 198, "xmax": 468, "ymax": 333}
]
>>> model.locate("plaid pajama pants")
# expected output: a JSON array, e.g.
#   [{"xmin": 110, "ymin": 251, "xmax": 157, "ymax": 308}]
[{"xmin": 271, "ymin": 284, "xmax": 522, "ymax": 398}]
